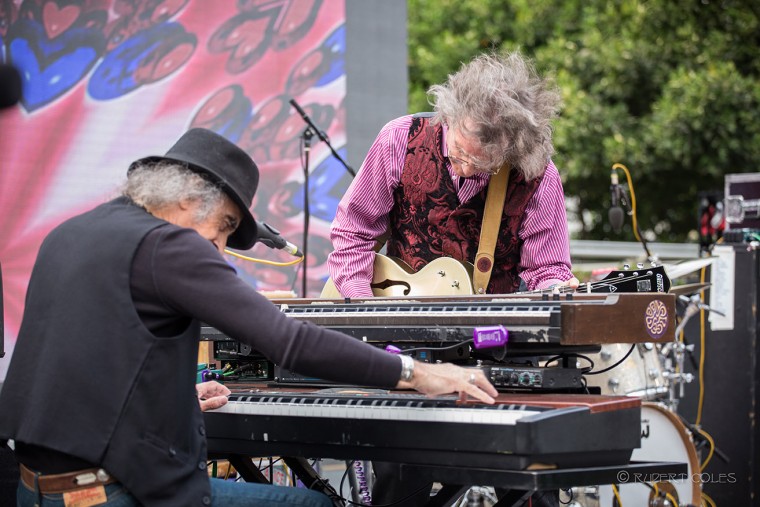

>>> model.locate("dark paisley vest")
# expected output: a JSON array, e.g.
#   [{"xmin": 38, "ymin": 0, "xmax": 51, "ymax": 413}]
[{"xmin": 386, "ymin": 114, "xmax": 542, "ymax": 294}]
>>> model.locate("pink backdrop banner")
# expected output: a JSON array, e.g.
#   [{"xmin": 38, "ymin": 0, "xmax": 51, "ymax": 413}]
[{"xmin": 0, "ymin": 0, "xmax": 350, "ymax": 379}]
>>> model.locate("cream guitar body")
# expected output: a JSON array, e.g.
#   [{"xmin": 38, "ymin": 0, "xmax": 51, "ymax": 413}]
[{"xmin": 320, "ymin": 254, "xmax": 475, "ymax": 298}]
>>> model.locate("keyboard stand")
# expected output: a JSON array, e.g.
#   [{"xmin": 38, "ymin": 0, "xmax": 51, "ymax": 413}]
[
  {"xmin": 400, "ymin": 461, "xmax": 689, "ymax": 507},
  {"xmin": 216, "ymin": 453, "xmax": 687, "ymax": 507}
]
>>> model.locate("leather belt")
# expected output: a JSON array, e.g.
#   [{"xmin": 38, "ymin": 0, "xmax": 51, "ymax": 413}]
[{"xmin": 19, "ymin": 463, "xmax": 117, "ymax": 494}]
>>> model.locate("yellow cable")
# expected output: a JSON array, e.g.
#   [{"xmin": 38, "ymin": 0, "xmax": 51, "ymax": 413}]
[
  {"xmin": 281, "ymin": 462, "xmax": 294, "ymax": 486},
  {"xmin": 702, "ymin": 491, "xmax": 716, "ymax": 507},
  {"xmin": 224, "ymin": 248, "xmax": 304, "ymax": 267},
  {"xmin": 664, "ymin": 491, "xmax": 678, "ymax": 506},
  {"xmin": 697, "ymin": 266, "xmax": 707, "ymax": 427},
  {"xmin": 612, "ymin": 484, "xmax": 623, "ymax": 506},
  {"xmin": 611, "ymin": 163, "xmax": 642, "ymax": 243},
  {"xmin": 698, "ymin": 427, "xmax": 716, "ymax": 471}
]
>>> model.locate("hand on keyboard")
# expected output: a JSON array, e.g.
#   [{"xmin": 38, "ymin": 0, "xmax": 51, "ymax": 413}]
[
  {"xmin": 197, "ymin": 380, "xmax": 232, "ymax": 411},
  {"xmin": 397, "ymin": 362, "xmax": 497, "ymax": 404}
]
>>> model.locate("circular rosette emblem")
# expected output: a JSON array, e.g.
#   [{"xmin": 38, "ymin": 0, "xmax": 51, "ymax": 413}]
[{"xmin": 645, "ymin": 299, "xmax": 669, "ymax": 339}]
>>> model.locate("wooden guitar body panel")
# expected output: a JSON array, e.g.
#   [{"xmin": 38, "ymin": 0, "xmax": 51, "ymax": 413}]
[{"xmin": 320, "ymin": 255, "xmax": 474, "ymax": 298}]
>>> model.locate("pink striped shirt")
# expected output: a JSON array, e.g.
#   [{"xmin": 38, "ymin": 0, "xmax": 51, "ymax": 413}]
[{"xmin": 328, "ymin": 115, "xmax": 573, "ymax": 298}]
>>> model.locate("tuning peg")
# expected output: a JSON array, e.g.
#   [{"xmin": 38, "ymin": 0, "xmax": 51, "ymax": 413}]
[
  {"xmin": 636, "ymin": 263, "xmax": 644, "ymax": 269},
  {"xmin": 623, "ymin": 264, "xmax": 630, "ymax": 270}
]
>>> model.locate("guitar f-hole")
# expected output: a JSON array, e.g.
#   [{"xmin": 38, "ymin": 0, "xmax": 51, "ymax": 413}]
[{"xmin": 371, "ymin": 279, "xmax": 412, "ymax": 295}]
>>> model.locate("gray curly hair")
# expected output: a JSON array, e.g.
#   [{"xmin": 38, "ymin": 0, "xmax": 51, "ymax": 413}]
[
  {"xmin": 124, "ymin": 161, "xmax": 226, "ymax": 223},
  {"xmin": 429, "ymin": 51, "xmax": 561, "ymax": 180}
]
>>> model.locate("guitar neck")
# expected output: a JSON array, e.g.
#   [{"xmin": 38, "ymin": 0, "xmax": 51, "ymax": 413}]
[{"xmin": 519, "ymin": 266, "xmax": 671, "ymax": 295}]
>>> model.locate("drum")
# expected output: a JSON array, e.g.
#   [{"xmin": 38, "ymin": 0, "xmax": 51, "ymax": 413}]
[
  {"xmin": 585, "ymin": 343, "xmax": 668, "ymax": 399},
  {"xmin": 595, "ymin": 403, "xmax": 702, "ymax": 506}
]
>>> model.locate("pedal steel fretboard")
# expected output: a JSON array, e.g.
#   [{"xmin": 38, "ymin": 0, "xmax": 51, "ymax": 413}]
[
  {"xmin": 273, "ymin": 293, "xmax": 676, "ymax": 345},
  {"xmin": 278, "ymin": 300, "xmax": 556, "ymax": 326}
]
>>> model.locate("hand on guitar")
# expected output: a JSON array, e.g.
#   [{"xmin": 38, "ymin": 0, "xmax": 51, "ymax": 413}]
[
  {"xmin": 397, "ymin": 361, "xmax": 498, "ymax": 404},
  {"xmin": 547, "ymin": 276, "xmax": 580, "ymax": 290}
]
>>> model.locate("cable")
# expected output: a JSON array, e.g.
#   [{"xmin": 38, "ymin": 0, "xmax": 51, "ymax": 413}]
[
  {"xmin": 702, "ymin": 491, "xmax": 717, "ymax": 507},
  {"xmin": 697, "ymin": 427, "xmax": 716, "ymax": 471},
  {"xmin": 225, "ymin": 248, "xmax": 304, "ymax": 267},
  {"xmin": 647, "ymin": 482, "xmax": 679, "ymax": 507},
  {"xmin": 697, "ymin": 266, "xmax": 707, "ymax": 427},
  {"xmin": 584, "ymin": 344, "xmax": 636, "ymax": 375},
  {"xmin": 612, "ymin": 484, "xmax": 622, "ymax": 506},
  {"xmin": 559, "ymin": 488, "xmax": 574, "ymax": 505},
  {"xmin": 543, "ymin": 353, "xmax": 595, "ymax": 374},
  {"xmin": 612, "ymin": 163, "xmax": 653, "ymax": 259},
  {"xmin": 396, "ymin": 339, "xmax": 473, "ymax": 355}
]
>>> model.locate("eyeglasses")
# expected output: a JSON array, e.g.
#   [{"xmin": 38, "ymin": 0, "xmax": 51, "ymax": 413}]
[
  {"xmin": 448, "ymin": 153, "xmax": 477, "ymax": 170},
  {"xmin": 448, "ymin": 152, "xmax": 498, "ymax": 175},
  {"xmin": 446, "ymin": 129, "xmax": 495, "ymax": 174}
]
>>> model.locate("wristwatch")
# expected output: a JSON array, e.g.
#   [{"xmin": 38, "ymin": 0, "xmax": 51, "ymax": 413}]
[{"xmin": 399, "ymin": 354, "xmax": 415, "ymax": 382}]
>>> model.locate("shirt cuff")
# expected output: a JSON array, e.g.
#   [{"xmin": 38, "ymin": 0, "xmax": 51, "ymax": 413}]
[
  {"xmin": 535, "ymin": 278, "xmax": 567, "ymax": 291},
  {"xmin": 340, "ymin": 279, "xmax": 375, "ymax": 299}
]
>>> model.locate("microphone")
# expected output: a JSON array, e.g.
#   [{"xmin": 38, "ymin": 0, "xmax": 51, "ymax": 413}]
[
  {"xmin": 288, "ymin": 98, "xmax": 355, "ymax": 177},
  {"xmin": 608, "ymin": 170, "xmax": 624, "ymax": 233},
  {"xmin": 255, "ymin": 220, "xmax": 303, "ymax": 257},
  {"xmin": 0, "ymin": 64, "xmax": 22, "ymax": 109}
]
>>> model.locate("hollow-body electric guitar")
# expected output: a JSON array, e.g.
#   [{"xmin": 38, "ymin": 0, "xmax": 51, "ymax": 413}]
[{"xmin": 320, "ymin": 254, "xmax": 671, "ymax": 298}]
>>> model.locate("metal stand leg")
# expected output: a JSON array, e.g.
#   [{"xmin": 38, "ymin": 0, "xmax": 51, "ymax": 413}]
[
  {"xmin": 282, "ymin": 457, "xmax": 344, "ymax": 506},
  {"xmin": 347, "ymin": 460, "xmax": 372, "ymax": 504},
  {"xmin": 227, "ymin": 456, "xmax": 270, "ymax": 483}
]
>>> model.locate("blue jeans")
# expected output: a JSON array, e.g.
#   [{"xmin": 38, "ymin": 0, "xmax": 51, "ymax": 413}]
[{"xmin": 17, "ymin": 477, "xmax": 332, "ymax": 506}]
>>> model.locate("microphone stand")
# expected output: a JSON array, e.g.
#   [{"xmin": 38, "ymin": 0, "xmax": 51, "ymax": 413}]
[
  {"xmin": 289, "ymin": 99, "xmax": 355, "ymax": 177},
  {"xmin": 618, "ymin": 186, "xmax": 657, "ymax": 263},
  {"xmin": 299, "ymin": 127, "xmax": 314, "ymax": 298},
  {"xmin": 290, "ymin": 98, "xmax": 356, "ymax": 297}
]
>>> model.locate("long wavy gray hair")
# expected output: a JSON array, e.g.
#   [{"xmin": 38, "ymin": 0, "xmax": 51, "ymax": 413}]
[
  {"xmin": 429, "ymin": 51, "xmax": 561, "ymax": 180},
  {"xmin": 124, "ymin": 161, "xmax": 226, "ymax": 223}
]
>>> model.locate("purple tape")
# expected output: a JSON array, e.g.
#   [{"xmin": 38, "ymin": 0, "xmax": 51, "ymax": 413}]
[
  {"xmin": 473, "ymin": 325, "xmax": 509, "ymax": 349},
  {"xmin": 385, "ymin": 345, "xmax": 402, "ymax": 354}
]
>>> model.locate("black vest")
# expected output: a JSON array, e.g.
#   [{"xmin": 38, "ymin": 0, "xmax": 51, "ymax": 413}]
[{"xmin": 0, "ymin": 197, "xmax": 212, "ymax": 506}]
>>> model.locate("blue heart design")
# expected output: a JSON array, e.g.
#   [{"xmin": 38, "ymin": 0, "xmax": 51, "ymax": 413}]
[
  {"xmin": 8, "ymin": 19, "xmax": 104, "ymax": 111},
  {"xmin": 315, "ymin": 24, "xmax": 345, "ymax": 87}
]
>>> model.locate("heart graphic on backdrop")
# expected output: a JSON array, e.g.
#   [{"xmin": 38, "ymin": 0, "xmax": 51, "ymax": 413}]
[
  {"xmin": 7, "ymin": 18, "xmax": 105, "ymax": 111},
  {"xmin": 42, "ymin": 2, "xmax": 81, "ymax": 39}
]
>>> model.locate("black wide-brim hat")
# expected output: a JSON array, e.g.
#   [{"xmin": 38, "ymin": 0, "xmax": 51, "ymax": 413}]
[{"xmin": 128, "ymin": 128, "xmax": 259, "ymax": 250}]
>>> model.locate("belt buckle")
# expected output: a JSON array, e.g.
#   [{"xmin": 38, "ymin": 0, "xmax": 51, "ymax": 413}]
[{"xmin": 74, "ymin": 469, "xmax": 110, "ymax": 486}]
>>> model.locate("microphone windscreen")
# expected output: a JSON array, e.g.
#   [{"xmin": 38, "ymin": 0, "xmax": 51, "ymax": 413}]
[
  {"xmin": 0, "ymin": 64, "xmax": 22, "ymax": 109},
  {"xmin": 609, "ymin": 206, "xmax": 625, "ymax": 233}
]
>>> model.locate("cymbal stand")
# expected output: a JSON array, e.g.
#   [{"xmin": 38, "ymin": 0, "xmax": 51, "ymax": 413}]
[{"xmin": 661, "ymin": 294, "xmax": 724, "ymax": 411}]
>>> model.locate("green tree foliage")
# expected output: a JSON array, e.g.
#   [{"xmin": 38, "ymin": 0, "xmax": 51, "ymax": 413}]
[{"xmin": 407, "ymin": 0, "xmax": 760, "ymax": 241}]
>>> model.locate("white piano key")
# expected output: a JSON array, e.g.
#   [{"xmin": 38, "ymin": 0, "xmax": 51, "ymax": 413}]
[{"xmin": 212, "ymin": 398, "xmax": 540, "ymax": 425}]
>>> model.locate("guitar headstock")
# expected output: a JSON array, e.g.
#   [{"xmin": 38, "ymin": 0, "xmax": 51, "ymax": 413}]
[{"xmin": 591, "ymin": 265, "xmax": 671, "ymax": 293}]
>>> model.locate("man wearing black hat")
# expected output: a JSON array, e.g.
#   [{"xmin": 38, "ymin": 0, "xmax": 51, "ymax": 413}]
[{"xmin": 0, "ymin": 128, "xmax": 497, "ymax": 507}]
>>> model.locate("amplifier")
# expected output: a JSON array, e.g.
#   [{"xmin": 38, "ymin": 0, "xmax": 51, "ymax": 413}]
[
  {"xmin": 485, "ymin": 365, "xmax": 584, "ymax": 391},
  {"xmin": 273, "ymin": 365, "xmax": 339, "ymax": 387}
]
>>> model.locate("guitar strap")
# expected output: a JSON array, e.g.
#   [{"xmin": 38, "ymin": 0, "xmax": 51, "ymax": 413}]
[{"xmin": 473, "ymin": 162, "xmax": 511, "ymax": 294}]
